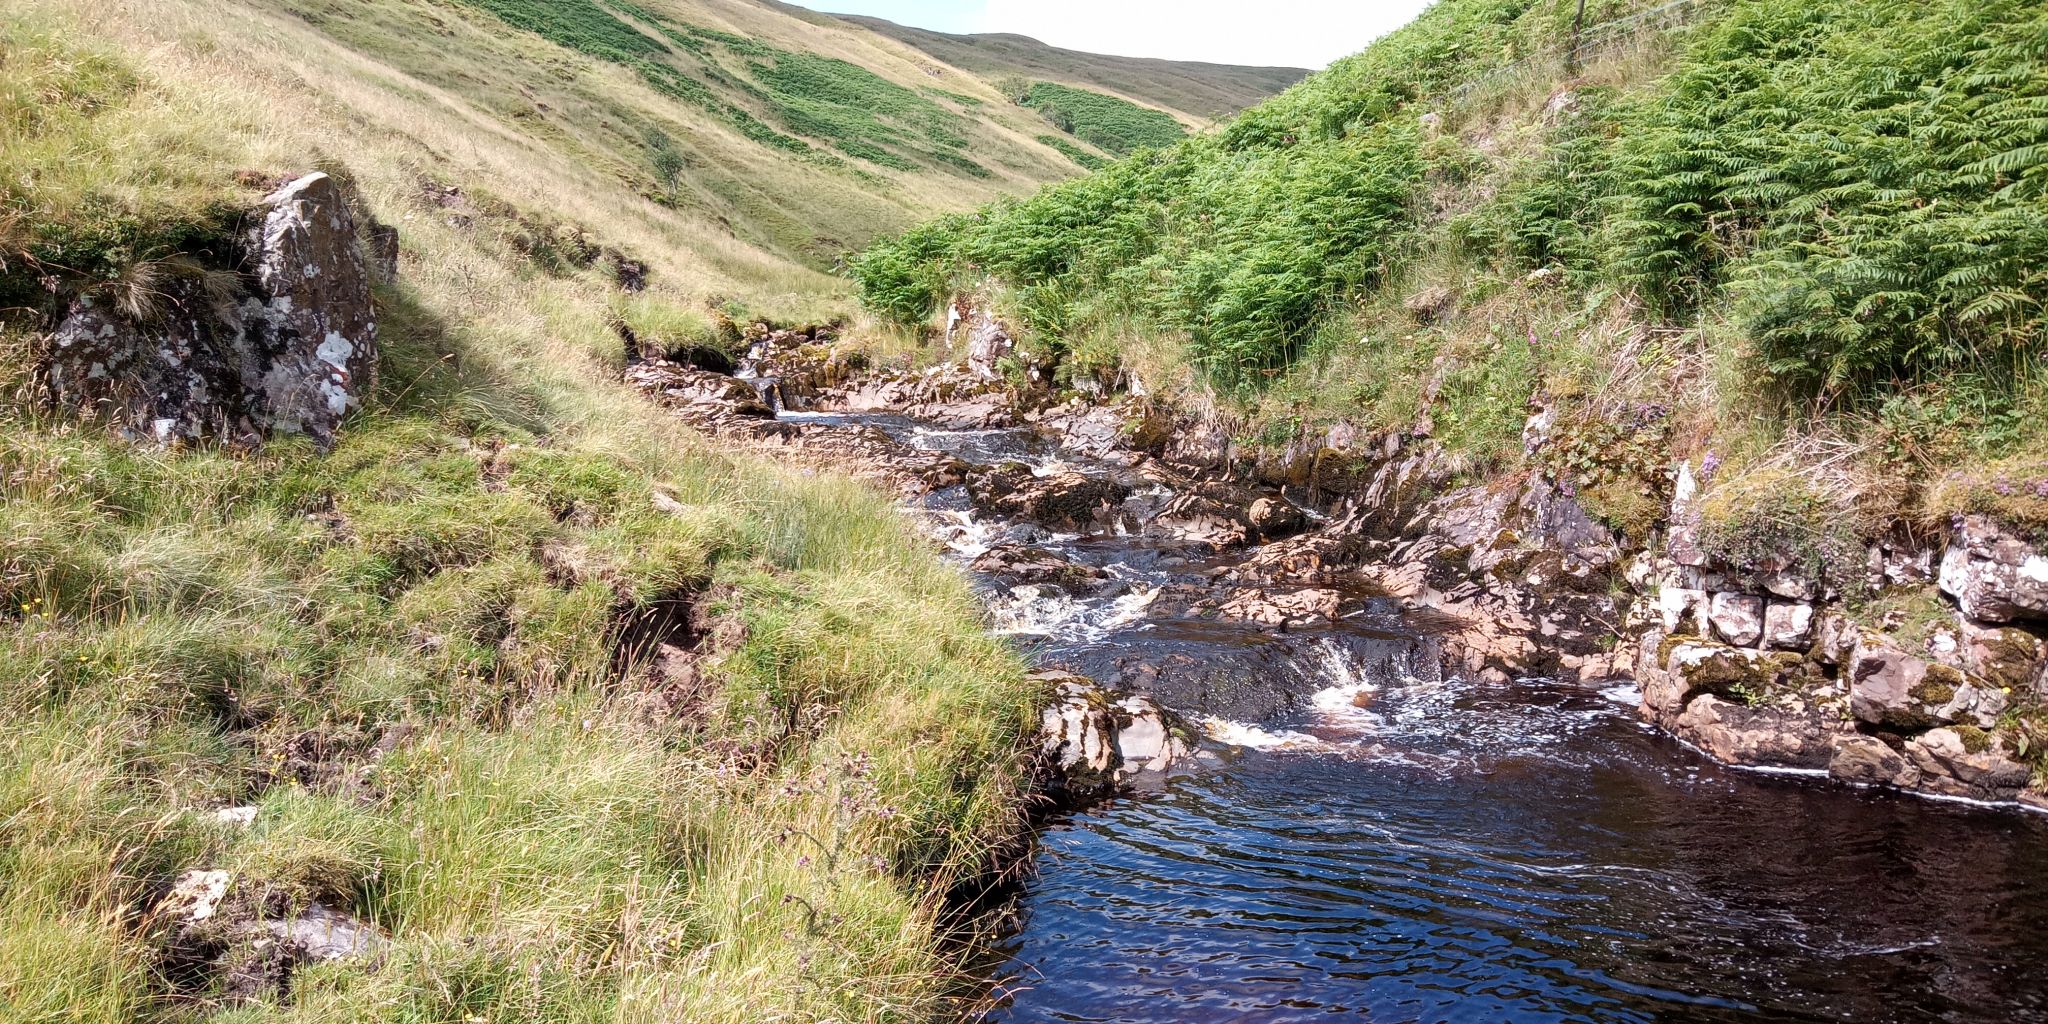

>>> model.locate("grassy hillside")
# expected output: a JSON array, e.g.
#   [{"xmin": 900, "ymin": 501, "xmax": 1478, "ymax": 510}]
[
  {"xmin": 0, "ymin": 0, "xmax": 1051, "ymax": 1020},
  {"xmin": 855, "ymin": 0, "xmax": 2048, "ymax": 550},
  {"xmin": 266, "ymin": 0, "xmax": 1127, "ymax": 272},
  {"xmin": 816, "ymin": 10, "xmax": 1306, "ymax": 122}
]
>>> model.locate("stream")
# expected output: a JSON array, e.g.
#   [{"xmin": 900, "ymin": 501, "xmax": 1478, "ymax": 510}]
[{"xmin": 782, "ymin": 409, "xmax": 2048, "ymax": 1024}]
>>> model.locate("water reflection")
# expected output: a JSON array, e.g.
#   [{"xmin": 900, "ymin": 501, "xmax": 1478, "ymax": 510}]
[{"xmin": 985, "ymin": 678, "xmax": 2048, "ymax": 1024}]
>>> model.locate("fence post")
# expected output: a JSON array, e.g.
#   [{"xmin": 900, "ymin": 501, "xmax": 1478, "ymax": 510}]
[{"xmin": 1566, "ymin": 0, "xmax": 1590, "ymax": 73}]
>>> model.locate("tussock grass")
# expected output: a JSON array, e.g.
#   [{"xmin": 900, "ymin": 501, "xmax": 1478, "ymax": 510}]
[{"xmin": 0, "ymin": 2, "xmax": 1042, "ymax": 1022}]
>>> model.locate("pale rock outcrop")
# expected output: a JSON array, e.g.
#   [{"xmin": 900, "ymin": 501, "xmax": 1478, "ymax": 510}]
[
  {"xmin": 1036, "ymin": 673, "xmax": 1191, "ymax": 799},
  {"xmin": 1939, "ymin": 515, "xmax": 2048, "ymax": 624},
  {"xmin": 1708, "ymin": 593, "xmax": 1764, "ymax": 646},
  {"xmin": 161, "ymin": 869, "xmax": 233, "ymax": 924},
  {"xmin": 1762, "ymin": 601, "xmax": 1815, "ymax": 650},
  {"xmin": 261, "ymin": 902, "xmax": 388, "ymax": 964}
]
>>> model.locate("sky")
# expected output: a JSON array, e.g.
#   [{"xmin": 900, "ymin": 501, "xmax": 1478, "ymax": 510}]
[{"xmin": 780, "ymin": 0, "xmax": 1435, "ymax": 70}]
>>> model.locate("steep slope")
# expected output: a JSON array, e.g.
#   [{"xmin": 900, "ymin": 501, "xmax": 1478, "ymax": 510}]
[
  {"xmin": 0, "ymin": 0, "xmax": 1054, "ymax": 1020},
  {"xmin": 852, "ymin": 0, "xmax": 2048, "ymax": 798},
  {"xmin": 819, "ymin": 10, "xmax": 1307, "ymax": 122},
  {"xmin": 272, "ymin": 0, "xmax": 1141, "ymax": 273}
]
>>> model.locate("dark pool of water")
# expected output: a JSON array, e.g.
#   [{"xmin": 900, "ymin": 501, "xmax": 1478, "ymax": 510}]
[{"xmin": 982, "ymin": 677, "xmax": 2048, "ymax": 1024}]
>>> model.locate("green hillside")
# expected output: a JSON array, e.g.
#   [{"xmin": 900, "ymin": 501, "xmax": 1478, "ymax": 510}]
[
  {"xmin": 856, "ymin": 0, "xmax": 2048, "ymax": 542},
  {"xmin": 1016, "ymin": 80, "xmax": 1187, "ymax": 156},
  {"xmin": 818, "ymin": 10, "xmax": 1307, "ymax": 122}
]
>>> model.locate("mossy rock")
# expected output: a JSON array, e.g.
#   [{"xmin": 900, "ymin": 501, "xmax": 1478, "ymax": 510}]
[{"xmin": 1910, "ymin": 664, "xmax": 1965, "ymax": 707}]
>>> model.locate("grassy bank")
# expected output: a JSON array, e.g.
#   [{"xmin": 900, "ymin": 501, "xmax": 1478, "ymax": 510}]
[
  {"xmin": 0, "ymin": 3, "xmax": 1041, "ymax": 1021},
  {"xmin": 854, "ymin": 0, "xmax": 2048, "ymax": 561}
]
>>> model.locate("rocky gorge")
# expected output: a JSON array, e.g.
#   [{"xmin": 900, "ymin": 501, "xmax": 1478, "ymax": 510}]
[{"xmin": 624, "ymin": 301, "xmax": 2048, "ymax": 814}]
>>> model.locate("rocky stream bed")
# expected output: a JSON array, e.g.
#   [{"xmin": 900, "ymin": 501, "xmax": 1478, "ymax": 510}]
[{"xmin": 622, "ymin": 317, "xmax": 2048, "ymax": 1022}]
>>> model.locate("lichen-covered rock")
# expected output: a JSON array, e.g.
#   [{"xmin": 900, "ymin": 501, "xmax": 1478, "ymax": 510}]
[
  {"xmin": 1957, "ymin": 618, "xmax": 2048, "ymax": 694},
  {"xmin": 46, "ymin": 287, "xmax": 253, "ymax": 444},
  {"xmin": 1038, "ymin": 674, "xmax": 1117, "ymax": 792},
  {"xmin": 1035, "ymin": 673, "xmax": 1190, "ymax": 800},
  {"xmin": 44, "ymin": 171, "xmax": 384, "ymax": 449},
  {"xmin": 1939, "ymin": 515, "xmax": 2048, "ymax": 624},
  {"xmin": 1708, "ymin": 592, "xmax": 1765, "ymax": 646},
  {"xmin": 242, "ymin": 172, "xmax": 380, "ymax": 445}
]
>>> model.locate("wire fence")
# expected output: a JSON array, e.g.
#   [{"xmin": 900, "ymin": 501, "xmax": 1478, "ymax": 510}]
[{"xmin": 1447, "ymin": 0, "xmax": 1716, "ymax": 102}]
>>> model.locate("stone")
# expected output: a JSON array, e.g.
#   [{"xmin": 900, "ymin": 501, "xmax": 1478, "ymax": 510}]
[
  {"xmin": 1761, "ymin": 570, "xmax": 1817, "ymax": 601},
  {"xmin": 243, "ymin": 172, "xmax": 380, "ymax": 446},
  {"xmin": 1114, "ymin": 695, "xmax": 1189, "ymax": 773},
  {"xmin": 1247, "ymin": 497, "xmax": 1307, "ymax": 539},
  {"xmin": 968, "ymin": 545, "xmax": 1106, "ymax": 594},
  {"xmin": 1957, "ymin": 618, "xmax": 2048, "ymax": 694},
  {"xmin": 1658, "ymin": 587, "xmax": 1709, "ymax": 634},
  {"xmin": 962, "ymin": 307, "xmax": 1013, "ymax": 380},
  {"xmin": 264, "ymin": 903, "xmax": 387, "ymax": 963},
  {"xmin": 1906, "ymin": 727, "xmax": 2033, "ymax": 801},
  {"xmin": 1829, "ymin": 735, "xmax": 1918, "ymax": 788},
  {"xmin": 160, "ymin": 869, "xmax": 233, "ymax": 923},
  {"xmin": 209, "ymin": 805, "xmax": 260, "ymax": 827},
  {"xmin": 1675, "ymin": 694, "xmax": 1839, "ymax": 769},
  {"xmin": 1148, "ymin": 481, "xmax": 1262, "ymax": 548},
  {"xmin": 1215, "ymin": 586, "xmax": 1342, "ymax": 627},
  {"xmin": 45, "ymin": 290, "xmax": 249, "ymax": 444},
  {"xmin": 1848, "ymin": 636, "xmax": 1946, "ymax": 728},
  {"xmin": 1762, "ymin": 601, "xmax": 1815, "ymax": 650},
  {"xmin": 1939, "ymin": 515, "xmax": 2048, "ymax": 624},
  {"xmin": 1708, "ymin": 592, "xmax": 1764, "ymax": 646},
  {"xmin": 972, "ymin": 469, "xmax": 1131, "ymax": 533},
  {"xmin": 1812, "ymin": 613, "xmax": 1860, "ymax": 666},
  {"xmin": 1038, "ymin": 676, "xmax": 1116, "ymax": 785},
  {"xmin": 1666, "ymin": 461, "xmax": 1709, "ymax": 567}
]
